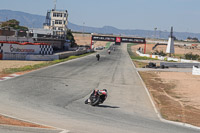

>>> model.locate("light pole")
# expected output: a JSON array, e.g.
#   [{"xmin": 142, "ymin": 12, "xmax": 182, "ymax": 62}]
[
  {"xmin": 82, "ymin": 22, "xmax": 85, "ymax": 37},
  {"xmin": 154, "ymin": 27, "xmax": 157, "ymax": 39}
]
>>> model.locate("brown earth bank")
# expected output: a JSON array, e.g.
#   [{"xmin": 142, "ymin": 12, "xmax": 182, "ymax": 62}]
[
  {"xmin": 139, "ymin": 71, "xmax": 200, "ymax": 126},
  {"xmin": 0, "ymin": 115, "xmax": 51, "ymax": 128},
  {"xmin": 0, "ymin": 60, "xmax": 46, "ymax": 78},
  {"xmin": 0, "ymin": 60, "xmax": 45, "ymax": 73}
]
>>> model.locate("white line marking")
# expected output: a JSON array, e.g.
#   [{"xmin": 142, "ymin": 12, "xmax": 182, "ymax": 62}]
[
  {"xmin": 0, "ymin": 74, "xmax": 20, "ymax": 81},
  {"xmin": 59, "ymin": 129, "xmax": 70, "ymax": 133},
  {"xmin": 2, "ymin": 77, "xmax": 12, "ymax": 79},
  {"xmin": 10, "ymin": 74, "xmax": 20, "ymax": 77}
]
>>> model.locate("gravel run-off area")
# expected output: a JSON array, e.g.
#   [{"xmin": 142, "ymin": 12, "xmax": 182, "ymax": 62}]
[{"xmin": 131, "ymin": 44, "xmax": 200, "ymax": 127}]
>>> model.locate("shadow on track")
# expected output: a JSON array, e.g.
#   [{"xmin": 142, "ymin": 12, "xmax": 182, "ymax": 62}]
[{"xmin": 96, "ymin": 105, "xmax": 120, "ymax": 109}]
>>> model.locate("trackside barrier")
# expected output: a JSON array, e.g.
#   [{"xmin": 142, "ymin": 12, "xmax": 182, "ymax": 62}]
[
  {"xmin": 192, "ymin": 66, "xmax": 200, "ymax": 75},
  {"xmin": 26, "ymin": 55, "xmax": 59, "ymax": 61},
  {"xmin": 58, "ymin": 50, "xmax": 88, "ymax": 59},
  {"xmin": 3, "ymin": 53, "xmax": 59, "ymax": 61},
  {"xmin": 136, "ymin": 50, "xmax": 199, "ymax": 63},
  {"xmin": 2, "ymin": 50, "xmax": 89, "ymax": 61},
  {"xmin": 3, "ymin": 53, "xmax": 26, "ymax": 60}
]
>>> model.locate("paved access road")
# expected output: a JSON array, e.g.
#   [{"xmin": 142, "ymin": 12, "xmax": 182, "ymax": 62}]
[{"xmin": 0, "ymin": 44, "xmax": 199, "ymax": 133}]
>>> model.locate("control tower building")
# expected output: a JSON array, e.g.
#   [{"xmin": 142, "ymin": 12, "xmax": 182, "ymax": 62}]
[{"xmin": 43, "ymin": 8, "xmax": 68, "ymax": 37}]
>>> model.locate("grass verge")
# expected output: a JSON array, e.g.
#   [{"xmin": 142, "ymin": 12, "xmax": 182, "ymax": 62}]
[
  {"xmin": 133, "ymin": 60, "xmax": 148, "ymax": 68},
  {"xmin": 2, "ymin": 52, "xmax": 94, "ymax": 74},
  {"xmin": 127, "ymin": 43, "xmax": 158, "ymax": 60},
  {"xmin": 105, "ymin": 42, "xmax": 112, "ymax": 49}
]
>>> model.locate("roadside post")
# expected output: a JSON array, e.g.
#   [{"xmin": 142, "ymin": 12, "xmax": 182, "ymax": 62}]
[{"xmin": 144, "ymin": 40, "xmax": 147, "ymax": 54}]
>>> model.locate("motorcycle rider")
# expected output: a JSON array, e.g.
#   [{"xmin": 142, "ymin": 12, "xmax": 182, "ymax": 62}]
[
  {"xmin": 108, "ymin": 49, "xmax": 111, "ymax": 54},
  {"xmin": 96, "ymin": 53, "xmax": 100, "ymax": 61},
  {"xmin": 85, "ymin": 89, "xmax": 107, "ymax": 104}
]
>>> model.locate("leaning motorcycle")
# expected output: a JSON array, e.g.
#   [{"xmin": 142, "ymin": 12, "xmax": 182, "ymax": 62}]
[{"xmin": 85, "ymin": 89, "xmax": 107, "ymax": 106}]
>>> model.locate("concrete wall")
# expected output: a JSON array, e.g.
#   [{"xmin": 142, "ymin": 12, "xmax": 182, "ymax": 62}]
[
  {"xmin": 58, "ymin": 50, "xmax": 88, "ymax": 59},
  {"xmin": 26, "ymin": 54, "xmax": 59, "ymax": 61},
  {"xmin": 3, "ymin": 53, "xmax": 26, "ymax": 60},
  {"xmin": 160, "ymin": 62, "xmax": 200, "ymax": 68},
  {"xmin": 2, "ymin": 53, "xmax": 58, "ymax": 61}
]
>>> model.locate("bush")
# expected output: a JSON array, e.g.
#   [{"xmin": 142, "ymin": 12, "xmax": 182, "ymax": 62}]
[
  {"xmin": 153, "ymin": 50, "xmax": 167, "ymax": 56},
  {"xmin": 184, "ymin": 52, "xmax": 200, "ymax": 60}
]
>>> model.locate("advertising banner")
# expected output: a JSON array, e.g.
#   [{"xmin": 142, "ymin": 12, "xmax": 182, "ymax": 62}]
[
  {"xmin": 92, "ymin": 36, "xmax": 116, "ymax": 42},
  {"xmin": 2, "ymin": 43, "xmax": 53, "ymax": 55},
  {"xmin": 3, "ymin": 43, "xmax": 40, "ymax": 54},
  {"xmin": 92, "ymin": 35, "xmax": 145, "ymax": 43},
  {"xmin": 121, "ymin": 37, "xmax": 145, "ymax": 43},
  {"xmin": 116, "ymin": 37, "xmax": 121, "ymax": 43}
]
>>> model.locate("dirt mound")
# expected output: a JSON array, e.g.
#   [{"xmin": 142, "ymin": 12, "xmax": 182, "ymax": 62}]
[{"xmin": 140, "ymin": 71, "xmax": 200, "ymax": 127}]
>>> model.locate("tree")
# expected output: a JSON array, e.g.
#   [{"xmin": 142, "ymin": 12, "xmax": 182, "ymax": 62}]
[
  {"xmin": 66, "ymin": 29, "xmax": 77, "ymax": 47},
  {"xmin": 1, "ymin": 19, "xmax": 28, "ymax": 31},
  {"xmin": 187, "ymin": 37, "xmax": 199, "ymax": 42}
]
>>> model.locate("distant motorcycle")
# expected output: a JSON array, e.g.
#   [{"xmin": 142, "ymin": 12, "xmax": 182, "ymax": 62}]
[
  {"xmin": 108, "ymin": 50, "xmax": 111, "ymax": 54},
  {"xmin": 85, "ymin": 89, "xmax": 107, "ymax": 106},
  {"xmin": 96, "ymin": 54, "xmax": 100, "ymax": 61}
]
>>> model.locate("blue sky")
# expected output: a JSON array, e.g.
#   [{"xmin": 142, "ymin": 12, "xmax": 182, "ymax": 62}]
[{"xmin": 0, "ymin": 0, "xmax": 200, "ymax": 33}]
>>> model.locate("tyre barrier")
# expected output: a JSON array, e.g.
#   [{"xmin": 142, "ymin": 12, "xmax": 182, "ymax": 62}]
[{"xmin": 192, "ymin": 66, "xmax": 200, "ymax": 75}]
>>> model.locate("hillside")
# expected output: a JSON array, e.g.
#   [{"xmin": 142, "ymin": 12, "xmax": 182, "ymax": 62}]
[{"xmin": 0, "ymin": 9, "xmax": 200, "ymax": 40}]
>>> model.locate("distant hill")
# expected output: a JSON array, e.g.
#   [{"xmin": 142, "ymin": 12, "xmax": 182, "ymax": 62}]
[
  {"xmin": 0, "ymin": 9, "xmax": 200, "ymax": 40},
  {"xmin": 0, "ymin": 10, "xmax": 44, "ymax": 28}
]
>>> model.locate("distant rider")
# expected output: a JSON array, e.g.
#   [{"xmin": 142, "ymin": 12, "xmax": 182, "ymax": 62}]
[
  {"xmin": 108, "ymin": 50, "xmax": 111, "ymax": 54},
  {"xmin": 96, "ymin": 54, "xmax": 100, "ymax": 61}
]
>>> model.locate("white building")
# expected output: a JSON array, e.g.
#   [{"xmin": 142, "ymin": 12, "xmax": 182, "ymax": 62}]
[{"xmin": 43, "ymin": 9, "xmax": 68, "ymax": 36}]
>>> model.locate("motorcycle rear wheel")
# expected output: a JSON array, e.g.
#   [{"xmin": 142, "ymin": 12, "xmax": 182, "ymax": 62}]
[{"xmin": 90, "ymin": 95, "xmax": 100, "ymax": 106}]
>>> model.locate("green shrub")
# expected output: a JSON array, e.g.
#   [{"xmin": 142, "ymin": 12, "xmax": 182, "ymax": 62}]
[
  {"xmin": 184, "ymin": 52, "xmax": 200, "ymax": 60},
  {"xmin": 2, "ymin": 52, "xmax": 93, "ymax": 74},
  {"xmin": 153, "ymin": 50, "xmax": 167, "ymax": 56}
]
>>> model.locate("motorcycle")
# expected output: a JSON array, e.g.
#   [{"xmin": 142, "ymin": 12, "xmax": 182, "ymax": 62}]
[
  {"xmin": 85, "ymin": 89, "xmax": 107, "ymax": 106},
  {"xmin": 96, "ymin": 54, "xmax": 100, "ymax": 61},
  {"xmin": 108, "ymin": 50, "xmax": 111, "ymax": 54}
]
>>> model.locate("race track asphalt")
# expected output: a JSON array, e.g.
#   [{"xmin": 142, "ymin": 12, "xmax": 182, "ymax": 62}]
[{"xmin": 0, "ymin": 44, "xmax": 199, "ymax": 133}]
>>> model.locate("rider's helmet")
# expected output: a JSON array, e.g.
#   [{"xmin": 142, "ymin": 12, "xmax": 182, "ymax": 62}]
[{"xmin": 103, "ymin": 89, "xmax": 107, "ymax": 92}]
